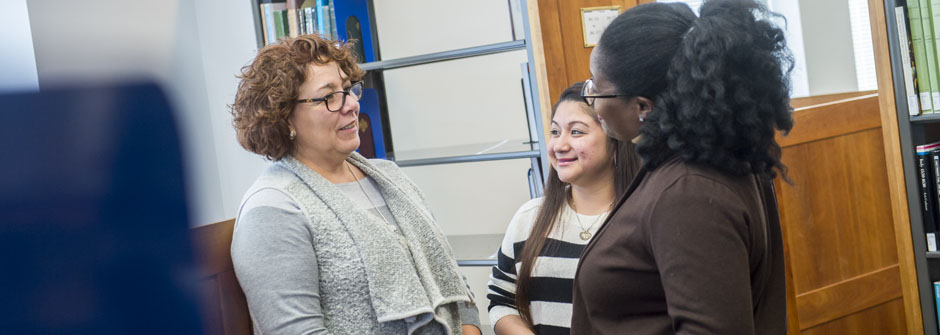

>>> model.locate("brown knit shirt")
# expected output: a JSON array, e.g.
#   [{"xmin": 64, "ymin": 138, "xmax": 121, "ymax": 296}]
[{"xmin": 571, "ymin": 157, "xmax": 786, "ymax": 334}]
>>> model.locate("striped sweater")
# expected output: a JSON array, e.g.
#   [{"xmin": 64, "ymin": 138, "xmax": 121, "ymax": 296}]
[{"xmin": 487, "ymin": 197, "xmax": 607, "ymax": 335}]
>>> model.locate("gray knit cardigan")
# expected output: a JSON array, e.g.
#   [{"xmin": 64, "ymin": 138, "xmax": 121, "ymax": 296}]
[{"xmin": 232, "ymin": 153, "xmax": 474, "ymax": 334}]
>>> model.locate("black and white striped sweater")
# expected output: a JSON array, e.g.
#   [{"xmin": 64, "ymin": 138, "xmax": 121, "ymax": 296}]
[{"xmin": 487, "ymin": 198, "xmax": 607, "ymax": 335}]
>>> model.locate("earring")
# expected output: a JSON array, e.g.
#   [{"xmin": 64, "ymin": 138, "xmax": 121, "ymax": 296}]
[
  {"xmin": 613, "ymin": 154, "xmax": 618, "ymax": 166},
  {"xmin": 289, "ymin": 129, "xmax": 297, "ymax": 140},
  {"xmin": 639, "ymin": 116, "xmax": 644, "ymax": 122}
]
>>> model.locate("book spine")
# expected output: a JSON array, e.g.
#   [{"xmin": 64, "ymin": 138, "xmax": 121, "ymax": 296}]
[
  {"xmin": 912, "ymin": 0, "xmax": 936, "ymax": 112},
  {"xmin": 931, "ymin": 148, "xmax": 940, "ymax": 252},
  {"xmin": 899, "ymin": 6, "xmax": 923, "ymax": 115},
  {"xmin": 263, "ymin": 4, "xmax": 278, "ymax": 45},
  {"xmin": 287, "ymin": 0, "xmax": 301, "ymax": 38},
  {"xmin": 299, "ymin": 8, "xmax": 306, "ymax": 35},
  {"xmin": 306, "ymin": 7, "xmax": 317, "ymax": 35},
  {"xmin": 317, "ymin": 0, "xmax": 328, "ymax": 38},
  {"xmin": 920, "ymin": 0, "xmax": 940, "ymax": 112},
  {"xmin": 322, "ymin": 4, "xmax": 334, "ymax": 40},
  {"xmin": 259, "ymin": 3, "xmax": 270, "ymax": 45},
  {"xmin": 919, "ymin": 147, "xmax": 939, "ymax": 251},
  {"xmin": 934, "ymin": 281, "xmax": 940, "ymax": 325},
  {"xmin": 328, "ymin": 0, "xmax": 337, "ymax": 39},
  {"xmin": 287, "ymin": 10, "xmax": 300, "ymax": 37}
]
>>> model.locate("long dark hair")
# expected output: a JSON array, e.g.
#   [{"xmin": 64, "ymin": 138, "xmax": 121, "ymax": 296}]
[
  {"xmin": 514, "ymin": 82, "xmax": 640, "ymax": 326},
  {"xmin": 595, "ymin": 0, "xmax": 794, "ymax": 179}
]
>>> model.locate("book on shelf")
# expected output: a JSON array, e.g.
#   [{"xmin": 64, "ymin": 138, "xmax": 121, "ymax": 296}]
[
  {"xmin": 287, "ymin": 0, "xmax": 302, "ymax": 38},
  {"xmin": 934, "ymin": 281, "xmax": 940, "ymax": 327},
  {"xmin": 910, "ymin": 0, "xmax": 936, "ymax": 113},
  {"xmin": 316, "ymin": 0, "xmax": 336, "ymax": 40},
  {"xmin": 919, "ymin": 0, "xmax": 940, "ymax": 113},
  {"xmin": 273, "ymin": 10, "xmax": 288, "ymax": 40},
  {"xmin": 917, "ymin": 142, "xmax": 940, "ymax": 252},
  {"xmin": 897, "ymin": 4, "xmax": 923, "ymax": 116},
  {"xmin": 260, "ymin": 1, "xmax": 287, "ymax": 46}
]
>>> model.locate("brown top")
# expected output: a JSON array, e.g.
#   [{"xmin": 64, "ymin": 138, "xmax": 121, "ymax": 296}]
[{"xmin": 571, "ymin": 158, "xmax": 786, "ymax": 335}]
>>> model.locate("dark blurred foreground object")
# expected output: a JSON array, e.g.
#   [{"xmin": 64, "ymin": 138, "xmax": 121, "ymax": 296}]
[{"xmin": 0, "ymin": 82, "xmax": 204, "ymax": 334}]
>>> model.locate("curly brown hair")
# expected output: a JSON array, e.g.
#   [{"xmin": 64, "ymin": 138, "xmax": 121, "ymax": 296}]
[{"xmin": 231, "ymin": 34, "xmax": 366, "ymax": 161}]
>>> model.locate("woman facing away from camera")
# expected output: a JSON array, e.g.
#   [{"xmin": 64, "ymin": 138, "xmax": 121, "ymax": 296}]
[
  {"xmin": 229, "ymin": 34, "xmax": 481, "ymax": 335},
  {"xmin": 572, "ymin": 0, "xmax": 792, "ymax": 334},
  {"xmin": 487, "ymin": 82, "xmax": 640, "ymax": 335}
]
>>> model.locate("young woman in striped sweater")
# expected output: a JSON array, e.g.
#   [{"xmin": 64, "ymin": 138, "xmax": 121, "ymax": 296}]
[{"xmin": 487, "ymin": 82, "xmax": 640, "ymax": 335}]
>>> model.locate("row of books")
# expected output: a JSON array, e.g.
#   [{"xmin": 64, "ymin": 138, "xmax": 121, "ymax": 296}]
[
  {"xmin": 259, "ymin": 0, "xmax": 337, "ymax": 46},
  {"xmin": 917, "ymin": 141, "xmax": 940, "ymax": 251},
  {"xmin": 895, "ymin": 0, "xmax": 940, "ymax": 116}
]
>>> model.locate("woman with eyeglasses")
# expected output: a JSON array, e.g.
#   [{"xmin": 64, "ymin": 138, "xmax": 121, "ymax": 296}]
[
  {"xmin": 229, "ymin": 35, "xmax": 481, "ymax": 335},
  {"xmin": 571, "ymin": 1, "xmax": 791, "ymax": 334},
  {"xmin": 486, "ymin": 82, "xmax": 640, "ymax": 335}
]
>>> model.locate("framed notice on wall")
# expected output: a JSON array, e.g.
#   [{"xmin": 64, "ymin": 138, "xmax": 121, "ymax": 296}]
[{"xmin": 580, "ymin": 6, "xmax": 621, "ymax": 48}]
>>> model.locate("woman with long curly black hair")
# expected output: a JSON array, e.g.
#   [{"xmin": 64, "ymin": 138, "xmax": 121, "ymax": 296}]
[{"xmin": 571, "ymin": 0, "xmax": 792, "ymax": 334}]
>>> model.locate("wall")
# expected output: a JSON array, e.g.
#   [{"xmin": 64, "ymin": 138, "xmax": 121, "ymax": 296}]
[
  {"xmin": 768, "ymin": 0, "xmax": 810, "ymax": 98},
  {"xmin": 799, "ymin": 0, "xmax": 859, "ymax": 95},
  {"xmin": 0, "ymin": 0, "xmax": 39, "ymax": 92},
  {"xmin": 372, "ymin": 0, "xmax": 535, "ymax": 237},
  {"xmin": 25, "ymin": 0, "xmax": 259, "ymax": 227}
]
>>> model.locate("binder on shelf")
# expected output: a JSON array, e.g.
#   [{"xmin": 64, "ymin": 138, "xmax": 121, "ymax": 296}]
[
  {"xmin": 356, "ymin": 88, "xmax": 387, "ymax": 159},
  {"xmin": 918, "ymin": 142, "xmax": 940, "ymax": 251},
  {"xmin": 332, "ymin": 0, "xmax": 377, "ymax": 63},
  {"xmin": 898, "ymin": 4, "xmax": 923, "ymax": 115}
]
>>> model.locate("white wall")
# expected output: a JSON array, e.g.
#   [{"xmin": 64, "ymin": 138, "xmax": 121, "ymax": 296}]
[
  {"xmin": 798, "ymin": 0, "xmax": 859, "ymax": 95},
  {"xmin": 373, "ymin": 0, "xmax": 534, "ymax": 237},
  {"xmin": 192, "ymin": 0, "xmax": 270, "ymax": 223},
  {"xmin": 0, "ymin": 0, "xmax": 39, "ymax": 92},
  {"xmin": 768, "ymin": 0, "xmax": 810, "ymax": 98},
  {"xmin": 26, "ymin": 0, "xmax": 260, "ymax": 227}
]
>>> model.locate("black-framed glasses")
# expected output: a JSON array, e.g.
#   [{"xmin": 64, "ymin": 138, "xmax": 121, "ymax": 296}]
[
  {"xmin": 581, "ymin": 78, "xmax": 630, "ymax": 106},
  {"xmin": 296, "ymin": 81, "xmax": 363, "ymax": 112}
]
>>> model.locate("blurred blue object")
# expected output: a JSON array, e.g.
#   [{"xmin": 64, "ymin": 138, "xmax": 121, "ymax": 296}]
[{"xmin": 0, "ymin": 82, "xmax": 203, "ymax": 334}]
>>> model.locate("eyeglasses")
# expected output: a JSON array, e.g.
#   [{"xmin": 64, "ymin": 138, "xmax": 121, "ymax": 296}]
[
  {"xmin": 296, "ymin": 81, "xmax": 363, "ymax": 112},
  {"xmin": 581, "ymin": 78, "xmax": 630, "ymax": 106}
]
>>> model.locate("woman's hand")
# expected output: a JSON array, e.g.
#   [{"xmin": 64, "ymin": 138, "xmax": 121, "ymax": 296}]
[{"xmin": 462, "ymin": 324, "xmax": 483, "ymax": 335}]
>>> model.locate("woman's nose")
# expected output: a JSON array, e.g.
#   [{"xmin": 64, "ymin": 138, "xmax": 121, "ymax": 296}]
[{"xmin": 337, "ymin": 93, "xmax": 359, "ymax": 115}]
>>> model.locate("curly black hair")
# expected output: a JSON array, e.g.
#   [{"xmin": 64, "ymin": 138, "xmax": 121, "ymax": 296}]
[{"xmin": 595, "ymin": 0, "xmax": 794, "ymax": 179}]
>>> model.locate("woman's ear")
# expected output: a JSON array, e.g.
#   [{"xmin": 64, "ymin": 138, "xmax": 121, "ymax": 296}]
[{"xmin": 636, "ymin": 96, "xmax": 654, "ymax": 120}]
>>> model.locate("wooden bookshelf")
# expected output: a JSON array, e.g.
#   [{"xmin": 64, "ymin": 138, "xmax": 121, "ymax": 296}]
[{"xmin": 871, "ymin": 0, "xmax": 940, "ymax": 332}]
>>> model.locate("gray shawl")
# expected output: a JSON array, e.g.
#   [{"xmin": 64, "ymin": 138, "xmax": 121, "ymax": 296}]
[{"xmin": 278, "ymin": 153, "xmax": 471, "ymax": 334}]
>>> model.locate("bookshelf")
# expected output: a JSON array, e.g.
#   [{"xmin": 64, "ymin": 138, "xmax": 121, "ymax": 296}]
[
  {"xmin": 249, "ymin": 0, "xmax": 550, "ymax": 263},
  {"xmin": 879, "ymin": 0, "xmax": 940, "ymax": 332}
]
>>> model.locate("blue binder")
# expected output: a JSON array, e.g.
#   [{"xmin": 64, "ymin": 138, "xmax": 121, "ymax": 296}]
[
  {"xmin": 332, "ymin": 0, "xmax": 376, "ymax": 62},
  {"xmin": 357, "ymin": 88, "xmax": 387, "ymax": 158}
]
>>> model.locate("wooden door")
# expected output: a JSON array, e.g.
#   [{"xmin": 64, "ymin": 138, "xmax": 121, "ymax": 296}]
[{"xmin": 776, "ymin": 93, "xmax": 907, "ymax": 334}]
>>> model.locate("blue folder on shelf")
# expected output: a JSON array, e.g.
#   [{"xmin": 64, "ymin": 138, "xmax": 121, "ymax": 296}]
[
  {"xmin": 333, "ymin": 0, "xmax": 376, "ymax": 62},
  {"xmin": 357, "ymin": 87, "xmax": 387, "ymax": 159}
]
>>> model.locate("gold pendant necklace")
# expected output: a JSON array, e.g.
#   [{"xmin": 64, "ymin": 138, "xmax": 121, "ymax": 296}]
[{"xmin": 571, "ymin": 198, "xmax": 613, "ymax": 241}]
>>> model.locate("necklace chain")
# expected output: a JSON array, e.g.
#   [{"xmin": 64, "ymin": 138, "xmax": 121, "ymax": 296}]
[
  {"xmin": 345, "ymin": 162, "xmax": 392, "ymax": 226},
  {"xmin": 570, "ymin": 197, "xmax": 614, "ymax": 241}
]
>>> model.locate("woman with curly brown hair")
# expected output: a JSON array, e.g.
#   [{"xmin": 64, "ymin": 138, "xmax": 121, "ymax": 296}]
[{"xmin": 229, "ymin": 35, "xmax": 481, "ymax": 335}]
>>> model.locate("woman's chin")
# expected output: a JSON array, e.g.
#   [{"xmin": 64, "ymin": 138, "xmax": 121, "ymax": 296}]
[{"xmin": 340, "ymin": 138, "xmax": 361, "ymax": 156}]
